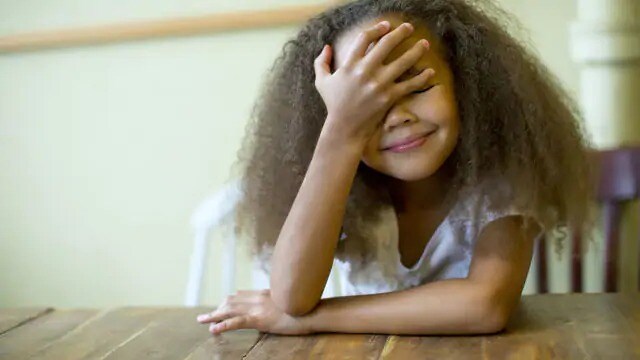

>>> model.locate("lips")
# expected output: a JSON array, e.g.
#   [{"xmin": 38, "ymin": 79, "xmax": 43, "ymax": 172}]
[{"xmin": 382, "ymin": 131, "xmax": 435, "ymax": 151}]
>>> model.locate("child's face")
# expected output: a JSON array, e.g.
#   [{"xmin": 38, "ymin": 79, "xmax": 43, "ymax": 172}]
[{"xmin": 333, "ymin": 13, "xmax": 460, "ymax": 182}]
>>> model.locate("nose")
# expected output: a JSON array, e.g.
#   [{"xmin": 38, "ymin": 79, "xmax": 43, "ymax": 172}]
[{"xmin": 383, "ymin": 107, "xmax": 418, "ymax": 132}]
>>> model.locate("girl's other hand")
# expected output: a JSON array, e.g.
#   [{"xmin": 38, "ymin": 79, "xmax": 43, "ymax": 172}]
[
  {"xmin": 196, "ymin": 289, "xmax": 311, "ymax": 336},
  {"xmin": 314, "ymin": 21, "xmax": 435, "ymax": 146}
]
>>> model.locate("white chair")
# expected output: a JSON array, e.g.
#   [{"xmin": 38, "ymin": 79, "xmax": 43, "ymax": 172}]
[{"xmin": 185, "ymin": 180, "xmax": 342, "ymax": 306}]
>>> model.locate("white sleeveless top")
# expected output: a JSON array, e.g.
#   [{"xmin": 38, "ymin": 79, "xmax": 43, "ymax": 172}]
[
  {"xmin": 248, "ymin": 184, "xmax": 530, "ymax": 297},
  {"xmin": 333, "ymin": 190, "xmax": 524, "ymax": 296}
]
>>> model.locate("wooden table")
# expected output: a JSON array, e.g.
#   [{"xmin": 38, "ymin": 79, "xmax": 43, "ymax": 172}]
[{"xmin": 1, "ymin": 293, "xmax": 638, "ymax": 359}]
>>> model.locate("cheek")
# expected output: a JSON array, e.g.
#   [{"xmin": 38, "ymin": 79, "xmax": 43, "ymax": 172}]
[
  {"xmin": 442, "ymin": 118, "xmax": 460, "ymax": 158},
  {"xmin": 361, "ymin": 131, "xmax": 382, "ymax": 164},
  {"xmin": 422, "ymin": 89, "xmax": 458, "ymax": 127},
  {"xmin": 433, "ymin": 102, "xmax": 460, "ymax": 157}
]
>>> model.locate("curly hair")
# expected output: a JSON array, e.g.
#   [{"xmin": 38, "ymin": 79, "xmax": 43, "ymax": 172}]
[{"xmin": 229, "ymin": 0, "xmax": 594, "ymax": 263}]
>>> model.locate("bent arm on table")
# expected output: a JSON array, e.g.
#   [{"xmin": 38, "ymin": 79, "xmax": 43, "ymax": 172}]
[{"xmin": 303, "ymin": 216, "xmax": 539, "ymax": 335}]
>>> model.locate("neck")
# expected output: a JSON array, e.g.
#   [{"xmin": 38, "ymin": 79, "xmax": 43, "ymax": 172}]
[{"xmin": 387, "ymin": 166, "xmax": 453, "ymax": 213}]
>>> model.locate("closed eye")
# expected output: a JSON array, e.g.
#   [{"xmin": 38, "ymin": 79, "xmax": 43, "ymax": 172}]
[{"xmin": 412, "ymin": 84, "xmax": 436, "ymax": 94}]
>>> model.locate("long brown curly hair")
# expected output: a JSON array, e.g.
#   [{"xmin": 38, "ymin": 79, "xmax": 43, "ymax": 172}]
[{"xmin": 229, "ymin": 0, "xmax": 594, "ymax": 264}]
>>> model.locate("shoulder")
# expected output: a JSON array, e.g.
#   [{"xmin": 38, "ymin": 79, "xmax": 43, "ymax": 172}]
[{"xmin": 449, "ymin": 179, "xmax": 542, "ymax": 238}]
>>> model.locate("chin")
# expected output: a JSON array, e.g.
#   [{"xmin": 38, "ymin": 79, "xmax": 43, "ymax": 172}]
[
  {"xmin": 370, "ymin": 160, "xmax": 442, "ymax": 182},
  {"xmin": 363, "ymin": 139, "xmax": 457, "ymax": 181},
  {"xmin": 364, "ymin": 135, "xmax": 458, "ymax": 182},
  {"xmin": 387, "ymin": 166, "xmax": 438, "ymax": 182}
]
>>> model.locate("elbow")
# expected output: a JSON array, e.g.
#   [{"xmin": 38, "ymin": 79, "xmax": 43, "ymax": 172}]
[
  {"xmin": 272, "ymin": 293, "xmax": 318, "ymax": 316},
  {"xmin": 475, "ymin": 305, "xmax": 509, "ymax": 334},
  {"xmin": 270, "ymin": 285, "xmax": 319, "ymax": 316},
  {"xmin": 282, "ymin": 301, "xmax": 317, "ymax": 317},
  {"xmin": 470, "ymin": 291, "xmax": 513, "ymax": 334}
]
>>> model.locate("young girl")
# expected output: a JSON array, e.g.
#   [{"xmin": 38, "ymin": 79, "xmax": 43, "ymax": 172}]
[{"xmin": 197, "ymin": 0, "xmax": 592, "ymax": 335}]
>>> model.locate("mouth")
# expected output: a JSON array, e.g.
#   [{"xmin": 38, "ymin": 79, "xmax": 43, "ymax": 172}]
[{"xmin": 382, "ymin": 130, "xmax": 435, "ymax": 153}]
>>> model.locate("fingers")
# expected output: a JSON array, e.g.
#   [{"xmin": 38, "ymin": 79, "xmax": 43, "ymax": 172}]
[
  {"xmin": 196, "ymin": 290, "xmax": 268, "ymax": 325},
  {"xmin": 344, "ymin": 21, "xmax": 390, "ymax": 68},
  {"xmin": 361, "ymin": 22, "xmax": 415, "ymax": 70},
  {"xmin": 392, "ymin": 68, "xmax": 436, "ymax": 99},
  {"xmin": 209, "ymin": 316, "xmax": 250, "ymax": 335},
  {"xmin": 380, "ymin": 39, "xmax": 430, "ymax": 84},
  {"xmin": 196, "ymin": 311, "xmax": 217, "ymax": 324},
  {"xmin": 314, "ymin": 44, "xmax": 333, "ymax": 84},
  {"xmin": 197, "ymin": 308, "xmax": 231, "ymax": 324},
  {"xmin": 197, "ymin": 302, "xmax": 244, "ymax": 324}
]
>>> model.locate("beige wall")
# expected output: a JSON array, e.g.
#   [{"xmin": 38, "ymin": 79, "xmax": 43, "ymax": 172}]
[{"xmin": 0, "ymin": 0, "xmax": 633, "ymax": 308}]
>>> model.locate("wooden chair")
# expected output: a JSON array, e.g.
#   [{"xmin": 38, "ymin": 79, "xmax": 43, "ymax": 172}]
[{"xmin": 536, "ymin": 146, "xmax": 640, "ymax": 293}]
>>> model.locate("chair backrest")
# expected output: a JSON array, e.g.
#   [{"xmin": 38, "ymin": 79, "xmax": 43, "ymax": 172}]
[
  {"xmin": 186, "ymin": 179, "xmax": 341, "ymax": 305},
  {"xmin": 186, "ymin": 180, "xmax": 243, "ymax": 306},
  {"xmin": 536, "ymin": 146, "xmax": 640, "ymax": 293}
]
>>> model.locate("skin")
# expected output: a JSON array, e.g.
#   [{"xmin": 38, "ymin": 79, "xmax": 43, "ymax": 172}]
[
  {"xmin": 333, "ymin": 15, "xmax": 460, "ymax": 184},
  {"xmin": 196, "ymin": 14, "xmax": 538, "ymax": 336},
  {"xmin": 332, "ymin": 14, "xmax": 462, "ymax": 268}
]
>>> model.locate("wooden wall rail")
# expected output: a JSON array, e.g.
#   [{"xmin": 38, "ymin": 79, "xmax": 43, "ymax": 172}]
[{"xmin": 0, "ymin": 3, "xmax": 341, "ymax": 53}]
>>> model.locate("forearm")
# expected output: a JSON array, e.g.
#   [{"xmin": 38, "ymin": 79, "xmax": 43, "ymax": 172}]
[
  {"xmin": 304, "ymin": 279, "xmax": 514, "ymax": 335},
  {"xmin": 270, "ymin": 119, "xmax": 365, "ymax": 315}
]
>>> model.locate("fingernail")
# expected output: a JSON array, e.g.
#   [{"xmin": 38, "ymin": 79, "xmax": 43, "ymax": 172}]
[
  {"xmin": 209, "ymin": 323, "xmax": 222, "ymax": 333},
  {"xmin": 420, "ymin": 39, "xmax": 430, "ymax": 49},
  {"xmin": 377, "ymin": 21, "xmax": 389, "ymax": 30},
  {"xmin": 404, "ymin": 23, "xmax": 414, "ymax": 31},
  {"xmin": 197, "ymin": 314, "xmax": 209, "ymax": 322}
]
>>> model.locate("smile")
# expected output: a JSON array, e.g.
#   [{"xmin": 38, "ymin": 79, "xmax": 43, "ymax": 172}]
[{"xmin": 383, "ymin": 131, "xmax": 434, "ymax": 153}]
